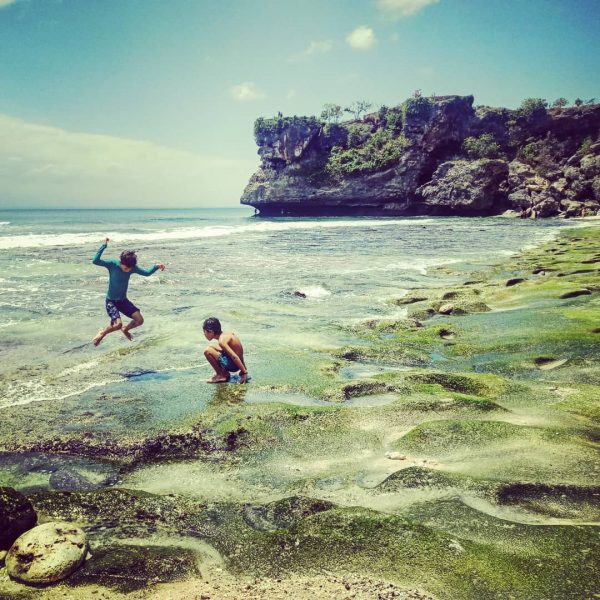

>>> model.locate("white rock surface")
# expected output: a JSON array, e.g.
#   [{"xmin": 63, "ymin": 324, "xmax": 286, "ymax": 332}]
[{"xmin": 6, "ymin": 522, "xmax": 88, "ymax": 584}]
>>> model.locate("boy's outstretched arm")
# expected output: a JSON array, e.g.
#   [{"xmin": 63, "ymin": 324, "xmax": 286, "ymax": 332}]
[
  {"xmin": 133, "ymin": 262, "xmax": 165, "ymax": 277},
  {"xmin": 92, "ymin": 238, "xmax": 111, "ymax": 267}
]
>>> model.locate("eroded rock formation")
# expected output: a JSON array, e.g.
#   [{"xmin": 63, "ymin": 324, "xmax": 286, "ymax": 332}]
[{"xmin": 240, "ymin": 97, "xmax": 600, "ymax": 218}]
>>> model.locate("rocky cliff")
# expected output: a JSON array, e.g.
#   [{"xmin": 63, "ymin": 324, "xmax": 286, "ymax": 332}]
[{"xmin": 240, "ymin": 96, "xmax": 600, "ymax": 218}]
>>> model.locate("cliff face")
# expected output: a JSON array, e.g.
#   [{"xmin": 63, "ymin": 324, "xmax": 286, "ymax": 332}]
[{"xmin": 240, "ymin": 96, "xmax": 600, "ymax": 218}]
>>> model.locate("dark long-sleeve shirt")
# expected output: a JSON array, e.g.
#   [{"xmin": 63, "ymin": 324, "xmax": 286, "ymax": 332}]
[{"xmin": 92, "ymin": 244, "xmax": 158, "ymax": 300}]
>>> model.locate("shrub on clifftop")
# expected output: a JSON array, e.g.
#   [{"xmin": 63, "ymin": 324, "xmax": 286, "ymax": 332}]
[
  {"xmin": 402, "ymin": 96, "xmax": 434, "ymax": 122},
  {"xmin": 463, "ymin": 134, "xmax": 503, "ymax": 159},
  {"xmin": 254, "ymin": 115, "xmax": 320, "ymax": 140}
]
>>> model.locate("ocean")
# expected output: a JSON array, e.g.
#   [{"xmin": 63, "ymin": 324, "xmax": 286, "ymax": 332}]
[{"xmin": 0, "ymin": 208, "xmax": 573, "ymax": 416}]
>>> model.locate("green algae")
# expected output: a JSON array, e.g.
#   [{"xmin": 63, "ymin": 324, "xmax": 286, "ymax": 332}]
[{"xmin": 2, "ymin": 225, "xmax": 600, "ymax": 599}]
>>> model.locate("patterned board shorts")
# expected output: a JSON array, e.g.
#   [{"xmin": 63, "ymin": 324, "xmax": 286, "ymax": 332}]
[
  {"xmin": 217, "ymin": 351, "xmax": 239, "ymax": 372},
  {"xmin": 105, "ymin": 298, "xmax": 139, "ymax": 324}
]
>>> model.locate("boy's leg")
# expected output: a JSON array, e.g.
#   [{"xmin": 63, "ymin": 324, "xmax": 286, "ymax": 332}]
[
  {"xmin": 122, "ymin": 310, "xmax": 144, "ymax": 341},
  {"xmin": 92, "ymin": 318, "xmax": 122, "ymax": 346},
  {"xmin": 93, "ymin": 299, "xmax": 123, "ymax": 346},
  {"xmin": 204, "ymin": 346, "xmax": 230, "ymax": 383}
]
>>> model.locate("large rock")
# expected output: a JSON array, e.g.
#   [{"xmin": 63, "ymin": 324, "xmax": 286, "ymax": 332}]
[
  {"xmin": 241, "ymin": 96, "xmax": 475, "ymax": 216},
  {"xmin": 417, "ymin": 159, "xmax": 509, "ymax": 215},
  {"xmin": 0, "ymin": 487, "xmax": 37, "ymax": 550},
  {"xmin": 6, "ymin": 522, "xmax": 88, "ymax": 584},
  {"xmin": 240, "ymin": 98, "xmax": 600, "ymax": 217}
]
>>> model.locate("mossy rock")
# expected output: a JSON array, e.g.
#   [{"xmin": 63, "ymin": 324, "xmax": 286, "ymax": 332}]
[
  {"xmin": 376, "ymin": 466, "xmax": 490, "ymax": 493},
  {"xmin": 393, "ymin": 419, "xmax": 542, "ymax": 454},
  {"xmin": 496, "ymin": 482, "xmax": 600, "ymax": 520},
  {"xmin": 392, "ymin": 295, "xmax": 428, "ymax": 305},
  {"xmin": 66, "ymin": 544, "xmax": 200, "ymax": 592},
  {"xmin": 243, "ymin": 496, "xmax": 335, "ymax": 532},
  {"xmin": 404, "ymin": 372, "xmax": 501, "ymax": 396}
]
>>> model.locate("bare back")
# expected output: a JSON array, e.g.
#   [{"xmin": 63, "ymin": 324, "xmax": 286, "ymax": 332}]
[{"xmin": 218, "ymin": 331, "xmax": 244, "ymax": 363}]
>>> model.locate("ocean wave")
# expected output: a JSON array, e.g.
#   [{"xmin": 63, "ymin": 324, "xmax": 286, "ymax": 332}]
[
  {"xmin": 295, "ymin": 285, "xmax": 332, "ymax": 299},
  {"xmin": 0, "ymin": 218, "xmax": 437, "ymax": 250},
  {"xmin": 0, "ymin": 221, "xmax": 10, "ymax": 226},
  {"xmin": 341, "ymin": 257, "xmax": 462, "ymax": 275}
]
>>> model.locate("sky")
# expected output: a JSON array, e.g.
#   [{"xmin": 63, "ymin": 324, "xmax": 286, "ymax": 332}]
[{"xmin": 0, "ymin": 0, "xmax": 599, "ymax": 209}]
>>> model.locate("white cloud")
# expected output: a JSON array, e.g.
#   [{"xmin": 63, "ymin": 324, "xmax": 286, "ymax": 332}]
[
  {"xmin": 346, "ymin": 26, "xmax": 377, "ymax": 50},
  {"xmin": 286, "ymin": 89, "xmax": 297, "ymax": 99},
  {"xmin": 0, "ymin": 114, "xmax": 255, "ymax": 208},
  {"xmin": 289, "ymin": 40, "xmax": 334, "ymax": 62},
  {"xmin": 303, "ymin": 39, "xmax": 333, "ymax": 55},
  {"xmin": 376, "ymin": 0, "xmax": 439, "ymax": 18},
  {"xmin": 0, "ymin": 0, "xmax": 18, "ymax": 7},
  {"xmin": 230, "ymin": 81, "xmax": 266, "ymax": 102}
]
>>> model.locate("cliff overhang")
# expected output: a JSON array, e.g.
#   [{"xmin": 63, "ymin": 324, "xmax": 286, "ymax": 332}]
[{"xmin": 240, "ymin": 96, "xmax": 600, "ymax": 218}]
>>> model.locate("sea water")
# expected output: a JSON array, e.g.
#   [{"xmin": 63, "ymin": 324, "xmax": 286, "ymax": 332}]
[{"xmin": 0, "ymin": 208, "xmax": 571, "ymax": 414}]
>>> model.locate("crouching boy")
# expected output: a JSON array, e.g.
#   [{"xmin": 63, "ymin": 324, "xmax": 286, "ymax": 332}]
[{"xmin": 203, "ymin": 317, "xmax": 248, "ymax": 384}]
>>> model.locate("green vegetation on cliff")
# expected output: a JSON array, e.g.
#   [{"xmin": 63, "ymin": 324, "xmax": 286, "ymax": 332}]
[
  {"xmin": 327, "ymin": 127, "xmax": 408, "ymax": 177},
  {"xmin": 254, "ymin": 115, "xmax": 320, "ymax": 139}
]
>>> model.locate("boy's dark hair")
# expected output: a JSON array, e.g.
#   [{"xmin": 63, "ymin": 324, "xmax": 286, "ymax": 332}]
[
  {"xmin": 203, "ymin": 317, "xmax": 222, "ymax": 335},
  {"xmin": 120, "ymin": 250, "xmax": 138, "ymax": 268}
]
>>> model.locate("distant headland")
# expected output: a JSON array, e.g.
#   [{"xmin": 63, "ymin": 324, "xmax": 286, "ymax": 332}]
[{"xmin": 240, "ymin": 95, "xmax": 600, "ymax": 218}]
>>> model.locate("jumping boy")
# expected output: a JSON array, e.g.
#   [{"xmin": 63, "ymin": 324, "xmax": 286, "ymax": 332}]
[
  {"xmin": 202, "ymin": 317, "xmax": 248, "ymax": 384},
  {"xmin": 92, "ymin": 238, "xmax": 165, "ymax": 346}
]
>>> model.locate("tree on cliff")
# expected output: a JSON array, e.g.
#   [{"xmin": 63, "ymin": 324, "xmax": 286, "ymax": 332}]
[
  {"xmin": 552, "ymin": 98, "xmax": 568, "ymax": 109},
  {"xmin": 344, "ymin": 100, "xmax": 373, "ymax": 120},
  {"xmin": 321, "ymin": 104, "xmax": 343, "ymax": 123}
]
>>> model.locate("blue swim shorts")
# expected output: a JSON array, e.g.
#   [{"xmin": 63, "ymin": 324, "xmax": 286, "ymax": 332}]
[
  {"xmin": 105, "ymin": 298, "xmax": 139, "ymax": 324},
  {"xmin": 217, "ymin": 351, "xmax": 238, "ymax": 372}
]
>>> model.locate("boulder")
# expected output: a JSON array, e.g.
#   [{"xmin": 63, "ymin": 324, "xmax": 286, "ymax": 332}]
[
  {"xmin": 534, "ymin": 196, "xmax": 561, "ymax": 217},
  {"xmin": 6, "ymin": 522, "xmax": 88, "ymax": 584},
  {"xmin": 0, "ymin": 487, "xmax": 37, "ymax": 551},
  {"xmin": 438, "ymin": 303, "xmax": 454, "ymax": 315},
  {"xmin": 417, "ymin": 159, "xmax": 509, "ymax": 215},
  {"xmin": 49, "ymin": 469, "xmax": 98, "ymax": 492}
]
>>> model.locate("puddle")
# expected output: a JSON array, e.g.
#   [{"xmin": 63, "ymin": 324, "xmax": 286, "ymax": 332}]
[
  {"xmin": 339, "ymin": 363, "xmax": 410, "ymax": 380},
  {"xmin": 0, "ymin": 451, "xmax": 119, "ymax": 492},
  {"xmin": 345, "ymin": 393, "xmax": 399, "ymax": 407}
]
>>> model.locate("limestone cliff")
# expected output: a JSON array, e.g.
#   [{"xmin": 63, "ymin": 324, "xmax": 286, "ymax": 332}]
[{"xmin": 240, "ymin": 96, "xmax": 600, "ymax": 218}]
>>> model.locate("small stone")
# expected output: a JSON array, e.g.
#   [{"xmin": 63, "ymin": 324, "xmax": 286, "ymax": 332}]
[
  {"xmin": 560, "ymin": 289, "xmax": 592, "ymax": 299},
  {"xmin": 449, "ymin": 539, "xmax": 465, "ymax": 553},
  {"xmin": 438, "ymin": 303, "xmax": 454, "ymax": 315},
  {"xmin": 506, "ymin": 278, "xmax": 525, "ymax": 287},
  {"xmin": 385, "ymin": 452, "xmax": 406, "ymax": 461}
]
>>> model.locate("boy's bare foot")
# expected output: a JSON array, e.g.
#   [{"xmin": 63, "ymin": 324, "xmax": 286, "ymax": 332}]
[
  {"xmin": 207, "ymin": 374, "xmax": 230, "ymax": 384},
  {"xmin": 92, "ymin": 330, "xmax": 105, "ymax": 346},
  {"xmin": 122, "ymin": 329, "xmax": 133, "ymax": 341}
]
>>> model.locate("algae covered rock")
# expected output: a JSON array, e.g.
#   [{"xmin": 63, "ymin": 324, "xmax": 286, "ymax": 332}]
[
  {"xmin": 0, "ymin": 486, "xmax": 37, "ymax": 551},
  {"xmin": 6, "ymin": 521, "xmax": 88, "ymax": 584},
  {"xmin": 66, "ymin": 544, "xmax": 200, "ymax": 593}
]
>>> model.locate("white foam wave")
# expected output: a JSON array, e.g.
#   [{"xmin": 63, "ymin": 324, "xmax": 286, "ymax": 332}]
[
  {"xmin": 342, "ymin": 257, "xmax": 462, "ymax": 275},
  {"xmin": 0, "ymin": 363, "xmax": 203, "ymax": 408},
  {"xmin": 0, "ymin": 221, "xmax": 10, "ymax": 226},
  {"xmin": 296, "ymin": 285, "xmax": 332, "ymax": 299},
  {"xmin": 0, "ymin": 218, "xmax": 437, "ymax": 250}
]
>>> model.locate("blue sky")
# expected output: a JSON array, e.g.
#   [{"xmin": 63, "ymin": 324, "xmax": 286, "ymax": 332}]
[{"xmin": 1, "ymin": 0, "xmax": 598, "ymax": 208}]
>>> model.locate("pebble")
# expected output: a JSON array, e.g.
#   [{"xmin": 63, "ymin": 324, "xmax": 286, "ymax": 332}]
[{"xmin": 385, "ymin": 452, "xmax": 406, "ymax": 460}]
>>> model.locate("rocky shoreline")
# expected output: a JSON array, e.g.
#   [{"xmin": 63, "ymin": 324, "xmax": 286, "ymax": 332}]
[
  {"xmin": 241, "ymin": 96, "xmax": 600, "ymax": 219},
  {"xmin": 1, "ymin": 225, "xmax": 599, "ymax": 598}
]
